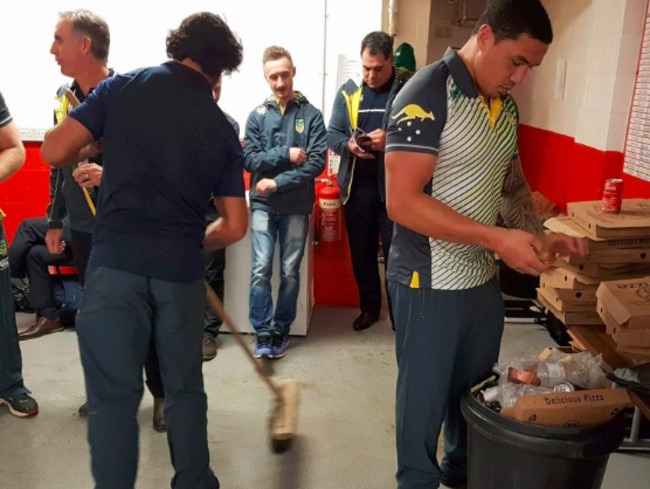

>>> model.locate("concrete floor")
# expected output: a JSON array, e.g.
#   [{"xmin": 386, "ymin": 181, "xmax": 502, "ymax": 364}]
[{"xmin": 2, "ymin": 307, "xmax": 649, "ymax": 488}]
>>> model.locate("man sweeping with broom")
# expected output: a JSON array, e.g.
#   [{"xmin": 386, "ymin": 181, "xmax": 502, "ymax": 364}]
[{"xmin": 41, "ymin": 12, "xmax": 247, "ymax": 489}]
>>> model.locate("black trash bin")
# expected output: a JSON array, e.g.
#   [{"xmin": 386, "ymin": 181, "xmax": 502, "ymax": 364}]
[{"xmin": 461, "ymin": 387, "xmax": 626, "ymax": 489}]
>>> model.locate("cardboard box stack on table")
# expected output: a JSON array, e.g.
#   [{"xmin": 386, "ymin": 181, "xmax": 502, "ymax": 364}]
[
  {"xmin": 595, "ymin": 277, "xmax": 650, "ymax": 359},
  {"xmin": 538, "ymin": 200, "xmax": 650, "ymax": 348}
]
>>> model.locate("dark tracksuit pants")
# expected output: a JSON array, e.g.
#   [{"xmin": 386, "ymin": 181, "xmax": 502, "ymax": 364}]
[
  {"xmin": 9, "ymin": 217, "xmax": 73, "ymax": 319},
  {"xmin": 69, "ymin": 229, "xmax": 92, "ymax": 285},
  {"xmin": 0, "ymin": 221, "xmax": 29, "ymax": 399},
  {"xmin": 343, "ymin": 180, "xmax": 394, "ymax": 322},
  {"xmin": 69, "ymin": 229, "xmax": 165, "ymax": 399},
  {"xmin": 389, "ymin": 278, "xmax": 504, "ymax": 489},
  {"xmin": 203, "ymin": 248, "xmax": 225, "ymax": 338},
  {"xmin": 78, "ymin": 266, "xmax": 217, "ymax": 489},
  {"xmin": 142, "ymin": 223, "xmax": 227, "ymax": 399}
]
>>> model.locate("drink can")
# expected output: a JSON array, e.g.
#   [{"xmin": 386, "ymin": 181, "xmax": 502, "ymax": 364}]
[
  {"xmin": 507, "ymin": 367, "xmax": 541, "ymax": 386},
  {"xmin": 601, "ymin": 178, "xmax": 624, "ymax": 213},
  {"xmin": 553, "ymin": 381, "xmax": 575, "ymax": 393},
  {"xmin": 481, "ymin": 386, "xmax": 500, "ymax": 403}
]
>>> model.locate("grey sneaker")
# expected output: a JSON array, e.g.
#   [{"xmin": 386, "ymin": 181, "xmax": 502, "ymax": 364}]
[
  {"xmin": 202, "ymin": 336, "xmax": 218, "ymax": 361},
  {"xmin": 254, "ymin": 335, "xmax": 272, "ymax": 358},
  {"xmin": 270, "ymin": 333, "xmax": 289, "ymax": 359},
  {"xmin": 0, "ymin": 393, "xmax": 39, "ymax": 418}
]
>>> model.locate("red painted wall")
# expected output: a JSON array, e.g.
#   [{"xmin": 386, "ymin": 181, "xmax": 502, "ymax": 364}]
[
  {"xmin": 5, "ymin": 132, "xmax": 650, "ymax": 233},
  {"xmin": 0, "ymin": 142, "xmax": 51, "ymax": 243},
  {"xmin": 518, "ymin": 125, "xmax": 650, "ymax": 208}
]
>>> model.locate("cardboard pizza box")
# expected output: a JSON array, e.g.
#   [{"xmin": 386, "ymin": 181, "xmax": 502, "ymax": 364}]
[
  {"xmin": 544, "ymin": 215, "xmax": 650, "ymax": 250},
  {"xmin": 500, "ymin": 388, "xmax": 632, "ymax": 428},
  {"xmin": 539, "ymin": 277, "xmax": 597, "ymax": 303},
  {"xmin": 536, "ymin": 287, "xmax": 596, "ymax": 312},
  {"xmin": 567, "ymin": 199, "xmax": 650, "ymax": 239},
  {"xmin": 537, "ymin": 288, "xmax": 604, "ymax": 326},
  {"xmin": 596, "ymin": 277, "xmax": 650, "ymax": 330}
]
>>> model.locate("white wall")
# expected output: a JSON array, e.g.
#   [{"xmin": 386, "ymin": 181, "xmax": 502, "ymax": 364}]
[
  {"xmin": 427, "ymin": 0, "xmax": 485, "ymax": 63},
  {"xmin": 513, "ymin": 0, "xmax": 646, "ymax": 152},
  {"xmin": 1, "ymin": 0, "xmax": 382, "ymax": 139}
]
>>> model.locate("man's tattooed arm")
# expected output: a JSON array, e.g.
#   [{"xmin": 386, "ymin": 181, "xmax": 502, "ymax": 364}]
[{"xmin": 500, "ymin": 154, "xmax": 544, "ymax": 235}]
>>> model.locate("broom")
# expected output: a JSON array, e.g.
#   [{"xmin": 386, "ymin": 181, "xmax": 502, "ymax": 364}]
[{"xmin": 204, "ymin": 282, "xmax": 299, "ymax": 452}]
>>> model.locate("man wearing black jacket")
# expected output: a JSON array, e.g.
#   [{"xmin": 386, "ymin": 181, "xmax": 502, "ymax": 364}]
[{"xmin": 327, "ymin": 31, "xmax": 411, "ymax": 331}]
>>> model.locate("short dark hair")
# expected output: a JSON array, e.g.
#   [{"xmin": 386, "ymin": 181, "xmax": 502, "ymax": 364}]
[
  {"xmin": 166, "ymin": 12, "xmax": 243, "ymax": 78},
  {"xmin": 262, "ymin": 46, "xmax": 293, "ymax": 66},
  {"xmin": 60, "ymin": 9, "xmax": 110, "ymax": 62},
  {"xmin": 360, "ymin": 31, "xmax": 394, "ymax": 59},
  {"xmin": 473, "ymin": 0, "xmax": 553, "ymax": 45}
]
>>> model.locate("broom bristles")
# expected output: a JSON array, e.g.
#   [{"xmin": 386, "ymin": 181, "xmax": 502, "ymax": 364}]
[{"xmin": 270, "ymin": 378, "xmax": 299, "ymax": 441}]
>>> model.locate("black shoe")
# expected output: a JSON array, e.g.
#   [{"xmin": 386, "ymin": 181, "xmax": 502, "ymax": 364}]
[
  {"xmin": 78, "ymin": 402, "xmax": 88, "ymax": 417},
  {"xmin": 202, "ymin": 336, "xmax": 218, "ymax": 361},
  {"xmin": 352, "ymin": 312, "xmax": 379, "ymax": 331},
  {"xmin": 0, "ymin": 393, "xmax": 39, "ymax": 418},
  {"xmin": 153, "ymin": 397, "xmax": 166, "ymax": 433},
  {"xmin": 442, "ymin": 477, "xmax": 467, "ymax": 488}
]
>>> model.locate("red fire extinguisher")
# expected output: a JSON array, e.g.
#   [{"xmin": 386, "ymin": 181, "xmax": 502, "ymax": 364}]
[{"xmin": 316, "ymin": 177, "xmax": 343, "ymax": 243}]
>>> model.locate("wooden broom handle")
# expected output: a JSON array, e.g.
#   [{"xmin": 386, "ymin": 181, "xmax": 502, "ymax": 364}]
[{"xmin": 204, "ymin": 282, "xmax": 282, "ymax": 401}]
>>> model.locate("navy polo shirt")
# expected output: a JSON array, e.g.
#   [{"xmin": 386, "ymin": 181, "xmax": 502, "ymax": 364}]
[{"xmin": 69, "ymin": 61, "xmax": 245, "ymax": 283}]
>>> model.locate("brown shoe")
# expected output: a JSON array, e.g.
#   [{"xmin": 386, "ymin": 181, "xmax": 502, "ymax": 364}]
[
  {"xmin": 202, "ymin": 336, "xmax": 218, "ymax": 361},
  {"xmin": 153, "ymin": 397, "xmax": 166, "ymax": 433},
  {"xmin": 18, "ymin": 317, "xmax": 64, "ymax": 340},
  {"xmin": 78, "ymin": 402, "xmax": 88, "ymax": 417},
  {"xmin": 352, "ymin": 312, "xmax": 380, "ymax": 331}
]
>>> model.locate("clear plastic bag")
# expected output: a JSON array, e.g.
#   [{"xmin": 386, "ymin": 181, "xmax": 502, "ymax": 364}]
[
  {"xmin": 493, "ymin": 348, "xmax": 605, "ymax": 389},
  {"xmin": 482, "ymin": 383, "xmax": 554, "ymax": 409}
]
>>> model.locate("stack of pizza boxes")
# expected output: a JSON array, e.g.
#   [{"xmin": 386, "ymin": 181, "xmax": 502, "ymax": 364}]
[{"xmin": 538, "ymin": 199, "xmax": 650, "ymax": 358}]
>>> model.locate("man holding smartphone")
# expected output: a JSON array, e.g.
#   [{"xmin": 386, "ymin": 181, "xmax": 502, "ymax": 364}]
[{"xmin": 327, "ymin": 31, "xmax": 411, "ymax": 332}]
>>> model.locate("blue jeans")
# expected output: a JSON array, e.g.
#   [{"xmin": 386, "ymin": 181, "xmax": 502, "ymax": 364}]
[{"xmin": 249, "ymin": 210, "xmax": 309, "ymax": 336}]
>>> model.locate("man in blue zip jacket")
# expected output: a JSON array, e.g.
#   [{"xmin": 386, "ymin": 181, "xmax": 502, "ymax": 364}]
[
  {"xmin": 243, "ymin": 46, "xmax": 326, "ymax": 359},
  {"xmin": 327, "ymin": 31, "xmax": 412, "ymax": 332}
]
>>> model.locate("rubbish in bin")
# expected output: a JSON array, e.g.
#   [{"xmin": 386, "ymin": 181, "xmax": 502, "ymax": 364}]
[
  {"xmin": 553, "ymin": 381, "xmax": 576, "ymax": 393},
  {"xmin": 481, "ymin": 382, "xmax": 554, "ymax": 409},
  {"xmin": 462, "ymin": 380, "xmax": 626, "ymax": 489},
  {"xmin": 480, "ymin": 349, "xmax": 628, "ymax": 427},
  {"xmin": 493, "ymin": 348, "xmax": 606, "ymax": 390},
  {"xmin": 499, "ymin": 387, "xmax": 632, "ymax": 427}
]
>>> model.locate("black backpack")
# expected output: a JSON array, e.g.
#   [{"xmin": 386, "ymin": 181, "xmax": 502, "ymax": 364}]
[{"xmin": 11, "ymin": 278, "xmax": 34, "ymax": 313}]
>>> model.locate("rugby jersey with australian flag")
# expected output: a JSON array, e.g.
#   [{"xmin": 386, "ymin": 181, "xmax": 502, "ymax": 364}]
[{"xmin": 385, "ymin": 47, "xmax": 519, "ymax": 291}]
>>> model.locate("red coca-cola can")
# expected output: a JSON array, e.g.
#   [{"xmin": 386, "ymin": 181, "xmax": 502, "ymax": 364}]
[{"xmin": 601, "ymin": 178, "xmax": 624, "ymax": 213}]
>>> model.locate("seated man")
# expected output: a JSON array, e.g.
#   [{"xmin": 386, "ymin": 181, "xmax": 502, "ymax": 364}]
[{"xmin": 9, "ymin": 216, "xmax": 76, "ymax": 339}]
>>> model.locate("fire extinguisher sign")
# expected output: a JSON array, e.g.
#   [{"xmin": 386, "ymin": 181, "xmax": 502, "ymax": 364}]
[{"xmin": 319, "ymin": 197, "xmax": 341, "ymax": 242}]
